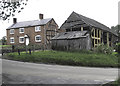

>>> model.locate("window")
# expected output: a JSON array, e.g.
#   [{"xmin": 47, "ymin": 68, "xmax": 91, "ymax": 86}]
[
  {"xmin": 35, "ymin": 35, "xmax": 41, "ymax": 42},
  {"xmin": 10, "ymin": 29, "xmax": 14, "ymax": 34},
  {"xmin": 19, "ymin": 37, "xmax": 24, "ymax": 43},
  {"xmin": 10, "ymin": 37, "xmax": 14, "ymax": 43},
  {"xmin": 19, "ymin": 28, "xmax": 24, "ymax": 33},
  {"xmin": 35, "ymin": 26, "xmax": 41, "ymax": 32}
]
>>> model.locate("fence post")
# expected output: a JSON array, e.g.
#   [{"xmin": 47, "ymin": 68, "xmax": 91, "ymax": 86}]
[
  {"xmin": 29, "ymin": 49, "xmax": 31, "ymax": 55},
  {"xmin": 12, "ymin": 45, "xmax": 15, "ymax": 52}
]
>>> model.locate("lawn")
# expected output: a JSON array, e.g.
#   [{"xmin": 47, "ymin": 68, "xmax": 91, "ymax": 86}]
[
  {"xmin": 0, "ymin": 45, "xmax": 11, "ymax": 48},
  {"xmin": 5, "ymin": 50, "xmax": 119, "ymax": 68}
]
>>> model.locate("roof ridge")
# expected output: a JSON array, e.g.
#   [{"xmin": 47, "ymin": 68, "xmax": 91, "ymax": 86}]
[
  {"xmin": 16, "ymin": 18, "xmax": 52, "ymax": 23},
  {"xmin": 73, "ymin": 12, "xmax": 90, "ymax": 26},
  {"xmin": 7, "ymin": 18, "xmax": 53, "ymax": 29}
]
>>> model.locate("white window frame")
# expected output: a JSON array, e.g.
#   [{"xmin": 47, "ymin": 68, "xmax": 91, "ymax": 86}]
[
  {"xmin": 10, "ymin": 29, "xmax": 14, "ymax": 34},
  {"xmin": 35, "ymin": 26, "xmax": 41, "ymax": 32},
  {"xmin": 35, "ymin": 35, "xmax": 41, "ymax": 42},
  {"xmin": 19, "ymin": 36, "xmax": 24, "ymax": 43},
  {"xmin": 19, "ymin": 28, "xmax": 24, "ymax": 33},
  {"xmin": 10, "ymin": 37, "xmax": 14, "ymax": 43}
]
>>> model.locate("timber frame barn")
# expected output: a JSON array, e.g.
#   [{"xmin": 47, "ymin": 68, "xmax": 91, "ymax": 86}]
[{"xmin": 52, "ymin": 12, "xmax": 118, "ymax": 50}]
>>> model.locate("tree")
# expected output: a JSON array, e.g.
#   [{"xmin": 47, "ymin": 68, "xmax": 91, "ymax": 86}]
[
  {"xmin": 0, "ymin": 0, "xmax": 28, "ymax": 20},
  {"xmin": 1, "ymin": 36, "xmax": 7, "ymax": 45},
  {"xmin": 111, "ymin": 25, "xmax": 120, "ymax": 42}
]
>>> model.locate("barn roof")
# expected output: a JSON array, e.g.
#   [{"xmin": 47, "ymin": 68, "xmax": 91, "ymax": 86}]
[
  {"xmin": 7, "ymin": 18, "xmax": 53, "ymax": 29},
  {"xmin": 52, "ymin": 31, "xmax": 88, "ymax": 40},
  {"xmin": 60, "ymin": 11, "xmax": 118, "ymax": 36}
]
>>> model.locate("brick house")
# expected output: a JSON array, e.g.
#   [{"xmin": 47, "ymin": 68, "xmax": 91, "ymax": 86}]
[{"xmin": 6, "ymin": 14, "xmax": 58, "ymax": 49}]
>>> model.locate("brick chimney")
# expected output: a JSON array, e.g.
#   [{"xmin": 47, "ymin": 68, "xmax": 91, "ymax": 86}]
[
  {"xmin": 39, "ymin": 14, "xmax": 44, "ymax": 20},
  {"xmin": 13, "ymin": 18, "xmax": 17, "ymax": 24}
]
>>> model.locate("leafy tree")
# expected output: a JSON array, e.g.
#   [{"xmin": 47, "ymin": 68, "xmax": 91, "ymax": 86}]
[
  {"xmin": 0, "ymin": 0, "xmax": 28, "ymax": 20},
  {"xmin": 111, "ymin": 25, "xmax": 120, "ymax": 42},
  {"xmin": 1, "ymin": 36, "xmax": 7, "ymax": 45}
]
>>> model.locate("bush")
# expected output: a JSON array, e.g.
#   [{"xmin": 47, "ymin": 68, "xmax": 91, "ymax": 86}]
[
  {"xmin": 94, "ymin": 44, "xmax": 113, "ymax": 54},
  {"xmin": 116, "ymin": 43, "xmax": 120, "ymax": 54},
  {"xmin": 14, "ymin": 44, "xmax": 43, "ymax": 52}
]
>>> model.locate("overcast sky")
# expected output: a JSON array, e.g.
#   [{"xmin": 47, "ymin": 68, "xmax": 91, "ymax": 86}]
[{"xmin": 0, "ymin": 0, "xmax": 119, "ymax": 39}]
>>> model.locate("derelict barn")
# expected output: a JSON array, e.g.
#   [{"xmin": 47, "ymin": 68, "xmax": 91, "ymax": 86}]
[{"xmin": 52, "ymin": 12, "xmax": 118, "ymax": 51}]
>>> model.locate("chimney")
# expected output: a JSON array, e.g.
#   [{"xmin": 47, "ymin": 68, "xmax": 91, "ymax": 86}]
[
  {"xmin": 39, "ymin": 14, "xmax": 44, "ymax": 20},
  {"xmin": 13, "ymin": 18, "xmax": 17, "ymax": 24}
]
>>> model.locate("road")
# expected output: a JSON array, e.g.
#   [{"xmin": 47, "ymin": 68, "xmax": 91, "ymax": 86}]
[
  {"xmin": 2, "ymin": 59, "xmax": 118, "ymax": 85},
  {"xmin": 0, "ymin": 54, "xmax": 2, "ymax": 85}
]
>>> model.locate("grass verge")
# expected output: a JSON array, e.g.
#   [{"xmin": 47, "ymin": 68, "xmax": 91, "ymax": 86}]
[{"xmin": 5, "ymin": 50, "xmax": 119, "ymax": 68}]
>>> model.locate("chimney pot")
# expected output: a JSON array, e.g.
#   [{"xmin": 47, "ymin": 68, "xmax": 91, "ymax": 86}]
[
  {"xmin": 13, "ymin": 18, "xmax": 17, "ymax": 24},
  {"xmin": 39, "ymin": 14, "xmax": 43, "ymax": 20}
]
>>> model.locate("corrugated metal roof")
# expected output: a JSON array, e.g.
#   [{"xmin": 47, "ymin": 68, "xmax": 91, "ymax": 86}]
[
  {"xmin": 60, "ymin": 12, "xmax": 118, "ymax": 36},
  {"xmin": 52, "ymin": 31, "xmax": 88, "ymax": 40},
  {"xmin": 7, "ymin": 18, "xmax": 52, "ymax": 29}
]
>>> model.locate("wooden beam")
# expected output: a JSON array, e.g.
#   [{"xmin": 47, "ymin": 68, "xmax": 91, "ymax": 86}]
[
  {"xmin": 94, "ymin": 28, "xmax": 95, "ymax": 47},
  {"xmin": 111, "ymin": 34, "xmax": 113, "ymax": 47},
  {"xmin": 81, "ymin": 27, "xmax": 83, "ymax": 31},
  {"xmin": 107, "ymin": 32, "xmax": 109, "ymax": 47},
  {"xmin": 91, "ymin": 37, "xmax": 100, "ymax": 40},
  {"xmin": 97, "ymin": 29, "xmax": 98, "ymax": 45},
  {"xmin": 99, "ymin": 30, "xmax": 101, "ymax": 44}
]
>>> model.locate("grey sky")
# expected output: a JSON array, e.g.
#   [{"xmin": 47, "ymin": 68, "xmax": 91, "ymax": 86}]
[{"xmin": 0, "ymin": 0, "xmax": 119, "ymax": 39}]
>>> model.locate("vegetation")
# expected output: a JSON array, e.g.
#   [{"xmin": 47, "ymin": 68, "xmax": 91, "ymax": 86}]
[
  {"xmin": 0, "ymin": 0, "xmax": 28, "ymax": 20},
  {"xmin": 94, "ymin": 44, "xmax": 113, "ymax": 54},
  {"xmin": 1, "ymin": 36, "xmax": 7, "ymax": 45},
  {"xmin": 6, "ymin": 50, "xmax": 119, "ymax": 68},
  {"xmin": 0, "ymin": 45, "xmax": 11, "ymax": 48},
  {"xmin": 111, "ymin": 25, "xmax": 120, "ymax": 35},
  {"xmin": 115, "ymin": 43, "xmax": 120, "ymax": 54}
]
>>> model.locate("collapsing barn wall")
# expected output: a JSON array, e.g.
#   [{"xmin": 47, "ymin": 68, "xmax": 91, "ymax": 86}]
[{"xmin": 52, "ymin": 34, "xmax": 91, "ymax": 51}]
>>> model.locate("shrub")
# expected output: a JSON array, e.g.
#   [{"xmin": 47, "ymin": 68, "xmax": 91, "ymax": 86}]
[
  {"xmin": 94, "ymin": 44, "xmax": 113, "ymax": 54},
  {"xmin": 116, "ymin": 43, "xmax": 120, "ymax": 54}
]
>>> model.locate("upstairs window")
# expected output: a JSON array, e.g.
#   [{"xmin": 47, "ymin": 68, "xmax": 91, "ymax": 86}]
[
  {"xmin": 35, "ymin": 26, "xmax": 41, "ymax": 32},
  {"xmin": 10, "ymin": 29, "xmax": 14, "ymax": 34},
  {"xmin": 10, "ymin": 37, "xmax": 14, "ymax": 43},
  {"xmin": 19, "ymin": 37, "xmax": 24, "ymax": 43},
  {"xmin": 35, "ymin": 35, "xmax": 41, "ymax": 42},
  {"xmin": 19, "ymin": 28, "xmax": 24, "ymax": 33}
]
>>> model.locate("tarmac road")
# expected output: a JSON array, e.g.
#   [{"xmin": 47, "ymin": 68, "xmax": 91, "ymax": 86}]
[
  {"xmin": 2, "ymin": 59, "xmax": 118, "ymax": 85},
  {"xmin": 0, "ymin": 54, "xmax": 2, "ymax": 85}
]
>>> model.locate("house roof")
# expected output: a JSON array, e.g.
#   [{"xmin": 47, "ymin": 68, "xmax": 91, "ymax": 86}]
[
  {"xmin": 52, "ymin": 31, "xmax": 88, "ymax": 40},
  {"xmin": 7, "ymin": 18, "xmax": 53, "ymax": 29},
  {"xmin": 60, "ymin": 11, "xmax": 118, "ymax": 36}
]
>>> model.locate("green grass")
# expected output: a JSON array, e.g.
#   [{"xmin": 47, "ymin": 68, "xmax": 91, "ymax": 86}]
[
  {"xmin": 6, "ymin": 50, "xmax": 119, "ymax": 67},
  {"xmin": 0, "ymin": 45, "xmax": 11, "ymax": 48}
]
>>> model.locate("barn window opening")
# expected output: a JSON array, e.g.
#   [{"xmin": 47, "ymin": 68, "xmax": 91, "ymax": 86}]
[
  {"xmin": 83, "ymin": 27, "xmax": 89, "ymax": 31},
  {"xmin": 66, "ymin": 29, "xmax": 71, "ymax": 32},
  {"xmin": 95, "ymin": 29, "xmax": 97, "ymax": 37},
  {"xmin": 103, "ymin": 32, "xmax": 107, "ymax": 44}
]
